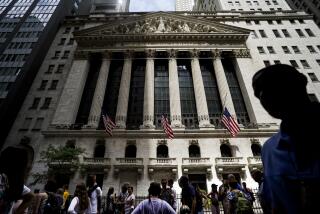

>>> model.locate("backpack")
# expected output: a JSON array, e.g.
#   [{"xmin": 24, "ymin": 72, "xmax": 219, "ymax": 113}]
[{"xmin": 236, "ymin": 191, "xmax": 252, "ymax": 213}]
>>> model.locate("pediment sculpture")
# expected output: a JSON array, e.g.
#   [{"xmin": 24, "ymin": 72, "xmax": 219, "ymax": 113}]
[{"xmin": 100, "ymin": 16, "xmax": 232, "ymax": 35}]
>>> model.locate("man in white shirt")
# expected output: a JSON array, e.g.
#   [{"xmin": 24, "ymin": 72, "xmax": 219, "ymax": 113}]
[{"xmin": 87, "ymin": 175, "xmax": 102, "ymax": 214}]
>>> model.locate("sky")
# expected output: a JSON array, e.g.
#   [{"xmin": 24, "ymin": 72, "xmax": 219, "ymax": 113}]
[{"xmin": 129, "ymin": 0, "xmax": 175, "ymax": 12}]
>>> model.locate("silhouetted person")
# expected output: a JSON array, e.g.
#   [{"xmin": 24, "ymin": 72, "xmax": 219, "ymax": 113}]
[{"xmin": 252, "ymin": 64, "xmax": 320, "ymax": 214}]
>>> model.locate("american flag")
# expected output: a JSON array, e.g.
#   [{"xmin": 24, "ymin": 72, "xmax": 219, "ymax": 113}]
[
  {"xmin": 221, "ymin": 107, "xmax": 240, "ymax": 137},
  {"xmin": 102, "ymin": 113, "xmax": 116, "ymax": 136},
  {"xmin": 161, "ymin": 115, "xmax": 174, "ymax": 139}
]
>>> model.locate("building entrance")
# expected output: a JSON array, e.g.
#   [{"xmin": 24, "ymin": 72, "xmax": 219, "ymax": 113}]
[{"xmin": 188, "ymin": 174, "xmax": 207, "ymax": 192}]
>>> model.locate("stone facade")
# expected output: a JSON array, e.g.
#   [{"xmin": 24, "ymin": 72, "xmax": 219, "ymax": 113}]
[{"xmin": 4, "ymin": 7, "xmax": 320, "ymax": 196}]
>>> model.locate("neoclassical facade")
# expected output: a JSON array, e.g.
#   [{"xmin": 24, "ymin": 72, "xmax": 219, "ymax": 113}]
[{"xmin": 4, "ymin": 9, "xmax": 320, "ymax": 195}]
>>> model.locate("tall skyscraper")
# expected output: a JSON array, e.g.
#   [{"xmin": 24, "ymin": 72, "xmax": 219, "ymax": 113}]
[
  {"xmin": 2, "ymin": 0, "xmax": 320, "ymax": 211},
  {"xmin": 176, "ymin": 0, "xmax": 194, "ymax": 11},
  {"xmin": 0, "ymin": 0, "xmax": 91, "ymax": 146},
  {"xmin": 285, "ymin": 0, "xmax": 320, "ymax": 28}
]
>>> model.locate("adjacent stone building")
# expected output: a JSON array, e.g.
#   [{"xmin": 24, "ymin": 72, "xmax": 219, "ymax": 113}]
[{"xmin": 3, "ymin": 0, "xmax": 320, "ymax": 196}]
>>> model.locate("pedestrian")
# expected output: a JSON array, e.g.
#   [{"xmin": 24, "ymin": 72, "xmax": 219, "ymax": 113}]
[
  {"xmin": 241, "ymin": 182, "xmax": 255, "ymax": 205},
  {"xmin": 116, "ymin": 183, "xmax": 128, "ymax": 214},
  {"xmin": 160, "ymin": 179, "xmax": 174, "ymax": 208},
  {"xmin": 218, "ymin": 179, "xmax": 229, "ymax": 214},
  {"xmin": 87, "ymin": 175, "xmax": 102, "ymax": 214},
  {"xmin": 131, "ymin": 182, "xmax": 175, "ymax": 214},
  {"xmin": 227, "ymin": 182, "xmax": 253, "ymax": 214},
  {"xmin": 62, "ymin": 185, "xmax": 70, "ymax": 208},
  {"xmin": 0, "ymin": 145, "xmax": 34, "ymax": 213},
  {"xmin": 179, "ymin": 176, "xmax": 196, "ymax": 214},
  {"xmin": 252, "ymin": 64, "xmax": 320, "ymax": 213},
  {"xmin": 251, "ymin": 169, "xmax": 271, "ymax": 214},
  {"xmin": 105, "ymin": 187, "xmax": 115, "ymax": 214},
  {"xmin": 68, "ymin": 182, "xmax": 91, "ymax": 214},
  {"xmin": 207, "ymin": 184, "xmax": 219, "ymax": 214},
  {"xmin": 124, "ymin": 186, "xmax": 135, "ymax": 214},
  {"xmin": 167, "ymin": 179, "xmax": 177, "ymax": 211}
]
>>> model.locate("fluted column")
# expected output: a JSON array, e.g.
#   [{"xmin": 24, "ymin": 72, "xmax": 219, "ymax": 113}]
[
  {"xmin": 87, "ymin": 52, "xmax": 111, "ymax": 128},
  {"xmin": 190, "ymin": 50, "xmax": 214, "ymax": 128},
  {"xmin": 115, "ymin": 51, "xmax": 133, "ymax": 129},
  {"xmin": 141, "ymin": 50, "xmax": 155, "ymax": 129},
  {"xmin": 212, "ymin": 49, "xmax": 237, "ymax": 117},
  {"xmin": 52, "ymin": 51, "xmax": 90, "ymax": 125},
  {"xmin": 168, "ymin": 49, "xmax": 184, "ymax": 128}
]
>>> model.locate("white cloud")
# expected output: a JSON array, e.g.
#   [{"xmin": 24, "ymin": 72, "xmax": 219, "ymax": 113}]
[{"xmin": 129, "ymin": 0, "xmax": 175, "ymax": 12}]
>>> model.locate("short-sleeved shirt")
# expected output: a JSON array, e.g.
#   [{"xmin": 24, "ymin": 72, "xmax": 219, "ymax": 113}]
[
  {"xmin": 131, "ymin": 198, "xmax": 175, "ymax": 214},
  {"xmin": 262, "ymin": 124, "xmax": 320, "ymax": 213},
  {"xmin": 181, "ymin": 184, "xmax": 195, "ymax": 210},
  {"xmin": 89, "ymin": 184, "xmax": 102, "ymax": 213}
]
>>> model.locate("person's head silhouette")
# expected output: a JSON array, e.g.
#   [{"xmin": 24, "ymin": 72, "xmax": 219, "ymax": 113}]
[{"xmin": 252, "ymin": 64, "xmax": 309, "ymax": 120}]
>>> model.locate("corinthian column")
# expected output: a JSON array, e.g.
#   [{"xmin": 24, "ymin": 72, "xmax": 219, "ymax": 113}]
[
  {"xmin": 212, "ymin": 49, "xmax": 236, "ymax": 117},
  {"xmin": 115, "ymin": 51, "xmax": 133, "ymax": 129},
  {"xmin": 141, "ymin": 50, "xmax": 155, "ymax": 129},
  {"xmin": 190, "ymin": 50, "xmax": 214, "ymax": 128},
  {"xmin": 52, "ymin": 51, "xmax": 90, "ymax": 125},
  {"xmin": 168, "ymin": 49, "xmax": 184, "ymax": 128},
  {"xmin": 87, "ymin": 52, "xmax": 111, "ymax": 128}
]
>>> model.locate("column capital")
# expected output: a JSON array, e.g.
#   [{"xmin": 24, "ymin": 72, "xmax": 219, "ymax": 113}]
[
  {"xmin": 211, "ymin": 49, "xmax": 222, "ymax": 59},
  {"xmin": 168, "ymin": 49, "xmax": 178, "ymax": 58},
  {"xmin": 74, "ymin": 50, "xmax": 90, "ymax": 60},
  {"xmin": 232, "ymin": 49, "xmax": 251, "ymax": 58},
  {"xmin": 191, "ymin": 49, "xmax": 200, "ymax": 58},
  {"xmin": 145, "ymin": 49, "xmax": 156, "ymax": 58},
  {"xmin": 124, "ymin": 50, "xmax": 134, "ymax": 59}
]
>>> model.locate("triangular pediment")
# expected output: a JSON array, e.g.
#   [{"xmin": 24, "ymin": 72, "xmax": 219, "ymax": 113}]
[{"xmin": 74, "ymin": 12, "xmax": 250, "ymax": 42}]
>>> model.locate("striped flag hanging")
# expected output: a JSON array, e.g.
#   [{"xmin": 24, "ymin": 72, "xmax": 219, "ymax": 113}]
[
  {"xmin": 161, "ymin": 115, "xmax": 174, "ymax": 140},
  {"xmin": 102, "ymin": 113, "xmax": 116, "ymax": 136},
  {"xmin": 221, "ymin": 107, "xmax": 240, "ymax": 137}
]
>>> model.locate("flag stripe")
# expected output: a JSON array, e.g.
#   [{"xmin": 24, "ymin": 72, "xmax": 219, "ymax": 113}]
[
  {"xmin": 161, "ymin": 115, "xmax": 174, "ymax": 139},
  {"xmin": 102, "ymin": 113, "xmax": 116, "ymax": 136},
  {"xmin": 221, "ymin": 107, "xmax": 240, "ymax": 137}
]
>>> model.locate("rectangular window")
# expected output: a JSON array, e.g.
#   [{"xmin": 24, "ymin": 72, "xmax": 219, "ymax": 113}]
[
  {"xmin": 289, "ymin": 19, "xmax": 296, "ymax": 24},
  {"xmin": 307, "ymin": 45, "xmax": 317, "ymax": 53},
  {"xmin": 259, "ymin": 30, "xmax": 267, "ymax": 38},
  {"xmin": 32, "ymin": 118, "xmax": 44, "ymax": 131},
  {"xmin": 56, "ymin": 64, "xmax": 64, "ymax": 73},
  {"xmin": 46, "ymin": 65, "xmax": 54, "ymax": 73},
  {"xmin": 20, "ymin": 117, "xmax": 32, "ymax": 131},
  {"xmin": 38, "ymin": 80, "xmax": 48, "ymax": 90},
  {"xmin": 68, "ymin": 38, "xmax": 74, "ymax": 45},
  {"xmin": 317, "ymin": 45, "xmax": 320, "ymax": 51},
  {"xmin": 317, "ymin": 59, "xmax": 320, "ymax": 66},
  {"xmin": 265, "ymin": 1, "xmax": 271, "ymax": 5},
  {"xmin": 41, "ymin": 97, "xmax": 51, "ymax": 109},
  {"xmin": 254, "ymin": 20, "xmax": 260, "ymax": 25},
  {"xmin": 29, "ymin": 97, "xmax": 40, "ymax": 109},
  {"xmin": 267, "ymin": 20, "xmax": 273, "ymax": 24},
  {"xmin": 282, "ymin": 46, "xmax": 290, "ymax": 54},
  {"xmin": 290, "ymin": 60, "xmax": 299, "ymax": 68},
  {"xmin": 300, "ymin": 60, "xmax": 310, "ymax": 69},
  {"xmin": 274, "ymin": 60, "xmax": 281, "ymax": 64},
  {"xmin": 62, "ymin": 51, "xmax": 70, "ymax": 59},
  {"xmin": 58, "ymin": 38, "xmax": 66, "ymax": 45},
  {"xmin": 305, "ymin": 29, "xmax": 315, "ymax": 37},
  {"xmin": 276, "ymin": 20, "xmax": 282, "ymax": 24},
  {"xmin": 292, "ymin": 46, "xmax": 301, "ymax": 53},
  {"xmin": 53, "ymin": 51, "xmax": 60, "ymax": 59},
  {"xmin": 49, "ymin": 80, "xmax": 58, "ymax": 90},
  {"xmin": 257, "ymin": 46, "xmax": 265, "ymax": 54},
  {"xmin": 307, "ymin": 73, "xmax": 319, "ymax": 82},
  {"xmin": 267, "ymin": 46, "xmax": 275, "ymax": 54},
  {"xmin": 273, "ymin": 29, "xmax": 281, "ymax": 38},
  {"xmin": 264, "ymin": 60, "xmax": 271, "ymax": 67},
  {"xmin": 282, "ymin": 29, "xmax": 291, "ymax": 37},
  {"xmin": 64, "ymin": 27, "xmax": 71, "ymax": 34},
  {"xmin": 298, "ymin": 19, "xmax": 305, "ymax": 24},
  {"xmin": 296, "ymin": 29, "xmax": 305, "ymax": 37},
  {"xmin": 246, "ymin": 20, "xmax": 251, "ymax": 25}
]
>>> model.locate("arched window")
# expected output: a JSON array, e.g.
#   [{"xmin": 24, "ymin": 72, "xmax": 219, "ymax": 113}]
[
  {"xmin": 157, "ymin": 145, "xmax": 168, "ymax": 158},
  {"xmin": 125, "ymin": 145, "xmax": 137, "ymax": 158},
  {"xmin": 251, "ymin": 144, "xmax": 262, "ymax": 156},
  {"xmin": 94, "ymin": 140, "xmax": 105, "ymax": 158},
  {"xmin": 220, "ymin": 144, "xmax": 232, "ymax": 157},
  {"xmin": 189, "ymin": 145, "xmax": 200, "ymax": 157}
]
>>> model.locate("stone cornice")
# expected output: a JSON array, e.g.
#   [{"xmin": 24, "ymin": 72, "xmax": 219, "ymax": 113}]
[{"xmin": 42, "ymin": 128, "xmax": 277, "ymax": 138}]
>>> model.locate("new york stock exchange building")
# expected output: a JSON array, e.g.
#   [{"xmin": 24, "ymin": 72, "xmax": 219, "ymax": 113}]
[{"xmin": 5, "ymin": 7, "xmax": 320, "ymax": 195}]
